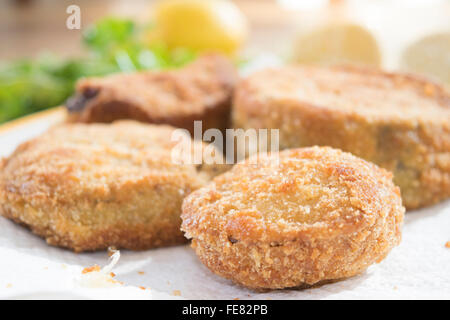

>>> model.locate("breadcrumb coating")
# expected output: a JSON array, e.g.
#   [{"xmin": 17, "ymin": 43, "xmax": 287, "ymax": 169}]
[
  {"xmin": 182, "ymin": 147, "xmax": 404, "ymax": 289},
  {"xmin": 67, "ymin": 54, "xmax": 238, "ymax": 135},
  {"xmin": 0, "ymin": 121, "xmax": 225, "ymax": 252},
  {"xmin": 233, "ymin": 65, "xmax": 450, "ymax": 209}
]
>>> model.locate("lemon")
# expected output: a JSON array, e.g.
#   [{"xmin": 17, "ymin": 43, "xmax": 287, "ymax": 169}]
[
  {"xmin": 292, "ymin": 23, "xmax": 381, "ymax": 67},
  {"xmin": 154, "ymin": 0, "xmax": 248, "ymax": 55},
  {"xmin": 401, "ymin": 33, "xmax": 450, "ymax": 85}
]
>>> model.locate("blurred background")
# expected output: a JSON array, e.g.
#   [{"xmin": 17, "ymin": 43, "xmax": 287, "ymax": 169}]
[{"xmin": 1, "ymin": 0, "xmax": 449, "ymax": 123}]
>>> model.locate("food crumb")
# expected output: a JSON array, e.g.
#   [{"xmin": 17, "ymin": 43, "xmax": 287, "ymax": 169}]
[
  {"xmin": 82, "ymin": 265, "xmax": 101, "ymax": 274},
  {"xmin": 445, "ymin": 241, "xmax": 450, "ymax": 248},
  {"xmin": 61, "ymin": 264, "xmax": 67, "ymax": 269},
  {"xmin": 107, "ymin": 247, "xmax": 118, "ymax": 257},
  {"xmin": 233, "ymin": 298, "xmax": 239, "ymax": 300},
  {"xmin": 138, "ymin": 271, "xmax": 145, "ymax": 275},
  {"xmin": 6, "ymin": 283, "xmax": 12, "ymax": 288},
  {"xmin": 393, "ymin": 286, "xmax": 398, "ymax": 290},
  {"xmin": 424, "ymin": 84, "xmax": 435, "ymax": 96},
  {"xmin": 77, "ymin": 250, "xmax": 122, "ymax": 288},
  {"xmin": 173, "ymin": 290, "xmax": 181, "ymax": 296},
  {"xmin": 139, "ymin": 286, "xmax": 146, "ymax": 290}
]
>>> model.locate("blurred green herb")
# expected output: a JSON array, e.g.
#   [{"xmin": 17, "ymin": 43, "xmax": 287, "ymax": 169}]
[{"xmin": 0, "ymin": 17, "xmax": 197, "ymax": 123}]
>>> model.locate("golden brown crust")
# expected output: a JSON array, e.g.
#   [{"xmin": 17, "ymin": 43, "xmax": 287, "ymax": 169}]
[
  {"xmin": 67, "ymin": 54, "xmax": 238, "ymax": 135},
  {"xmin": 0, "ymin": 121, "xmax": 226, "ymax": 252},
  {"xmin": 181, "ymin": 147, "xmax": 404, "ymax": 289},
  {"xmin": 233, "ymin": 65, "xmax": 450, "ymax": 209}
]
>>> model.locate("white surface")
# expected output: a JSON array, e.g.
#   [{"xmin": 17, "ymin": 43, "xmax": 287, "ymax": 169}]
[{"xmin": 0, "ymin": 112, "xmax": 449, "ymax": 300}]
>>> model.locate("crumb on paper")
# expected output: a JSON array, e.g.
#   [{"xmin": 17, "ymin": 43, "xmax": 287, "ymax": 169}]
[
  {"xmin": 393, "ymin": 286, "xmax": 398, "ymax": 290},
  {"xmin": 77, "ymin": 250, "xmax": 123, "ymax": 288},
  {"xmin": 139, "ymin": 286, "xmax": 146, "ymax": 290},
  {"xmin": 424, "ymin": 83, "xmax": 435, "ymax": 96},
  {"xmin": 233, "ymin": 298, "xmax": 239, "ymax": 300},
  {"xmin": 107, "ymin": 246, "xmax": 118, "ymax": 257},
  {"xmin": 43, "ymin": 266, "xmax": 48, "ymax": 270},
  {"xmin": 445, "ymin": 241, "xmax": 450, "ymax": 248},
  {"xmin": 173, "ymin": 290, "xmax": 181, "ymax": 296},
  {"xmin": 82, "ymin": 265, "xmax": 101, "ymax": 274},
  {"xmin": 61, "ymin": 264, "xmax": 67, "ymax": 269},
  {"xmin": 6, "ymin": 283, "xmax": 12, "ymax": 288},
  {"xmin": 138, "ymin": 271, "xmax": 145, "ymax": 275}
]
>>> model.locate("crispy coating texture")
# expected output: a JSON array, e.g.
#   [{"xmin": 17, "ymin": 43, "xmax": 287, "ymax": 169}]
[
  {"xmin": 66, "ymin": 54, "xmax": 238, "ymax": 135},
  {"xmin": 182, "ymin": 147, "xmax": 405, "ymax": 289},
  {"xmin": 233, "ymin": 65, "xmax": 450, "ymax": 209},
  {"xmin": 0, "ymin": 121, "xmax": 226, "ymax": 252}
]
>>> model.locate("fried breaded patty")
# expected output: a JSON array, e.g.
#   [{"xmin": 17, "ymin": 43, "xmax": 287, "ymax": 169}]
[
  {"xmin": 66, "ymin": 54, "xmax": 238, "ymax": 135},
  {"xmin": 0, "ymin": 121, "xmax": 225, "ymax": 252},
  {"xmin": 182, "ymin": 147, "xmax": 404, "ymax": 289},
  {"xmin": 233, "ymin": 65, "xmax": 450, "ymax": 209}
]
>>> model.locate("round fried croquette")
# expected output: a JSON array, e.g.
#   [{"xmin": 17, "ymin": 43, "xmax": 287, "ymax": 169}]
[
  {"xmin": 181, "ymin": 147, "xmax": 405, "ymax": 289},
  {"xmin": 233, "ymin": 65, "xmax": 450, "ymax": 209},
  {"xmin": 0, "ymin": 121, "xmax": 225, "ymax": 252},
  {"xmin": 66, "ymin": 54, "xmax": 238, "ymax": 136}
]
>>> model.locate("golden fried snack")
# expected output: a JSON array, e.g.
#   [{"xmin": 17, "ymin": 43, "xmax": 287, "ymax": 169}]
[
  {"xmin": 0, "ymin": 121, "xmax": 225, "ymax": 252},
  {"xmin": 182, "ymin": 147, "xmax": 404, "ymax": 289},
  {"xmin": 66, "ymin": 54, "xmax": 238, "ymax": 135},
  {"xmin": 233, "ymin": 65, "xmax": 450, "ymax": 209}
]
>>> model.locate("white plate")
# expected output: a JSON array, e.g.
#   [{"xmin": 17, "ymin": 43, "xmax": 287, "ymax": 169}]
[{"xmin": 0, "ymin": 108, "xmax": 449, "ymax": 300}]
